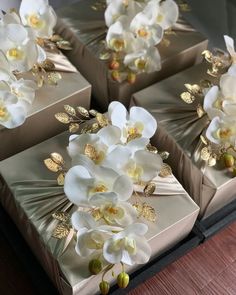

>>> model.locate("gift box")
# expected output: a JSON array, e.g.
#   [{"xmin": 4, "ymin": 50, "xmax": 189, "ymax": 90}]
[
  {"xmin": 0, "ymin": 51, "xmax": 91, "ymax": 161},
  {"xmin": 55, "ymin": 0, "xmax": 208, "ymax": 110},
  {"xmin": 0, "ymin": 129, "xmax": 199, "ymax": 295},
  {"xmin": 131, "ymin": 62, "xmax": 236, "ymax": 219}
]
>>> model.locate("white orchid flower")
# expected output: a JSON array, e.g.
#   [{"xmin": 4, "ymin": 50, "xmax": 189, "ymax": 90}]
[
  {"xmin": 108, "ymin": 101, "xmax": 157, "ymax": 142},
  {"xmin": 0, "ymin": 83, "xmax": 27, "ymax": 129},
  {"xmin": 19, "ymin": 0, "xmax": 57, "ymax": 38},
  {"xmin": 0, "ymin": 50, "xmax": 16, "ymax": 82},
  {"xmin": 71, "ymin": 211, "xmax": 121, "ymax": 258},
  {"xmin": 224, "ymin": 35, "xmax": 236, "ymax": 65},
  {"xmin": 105, "ymin": 0, "xmax": 142, "ymax": 27},
  {"xmin": 64, "ymin": 157, "xmax": 133, "ymax": 207},
  {"xmin": 9, "ymin": 78, "xmax": 37, "ymax": 107},
  {"xmin": 0, "ymin": 23, "xmax": 40, "ymax": 72},
  {"xmin": 206, "ymin": 116, "xmax": 236, "ymax": 146},
  {"xmin": 146, "ymin": 0, "xmax": 179, "ymax": 30},
  {"xmin": 124, "ymin": 46, "xmax": 161, "ymax": 73},
  {"xmin": 67, "ymin": 125, "xmax": 121, "ymax": 164},
  {"xmin": 104, "ymin": 146, "xmax": 163, "ymax": 183},
  {"xmin": 89, "ymin": 193, "xmax": 137, "ymax": 226},
  {"xmin": 103, "ymin": 223, "xmax": 151, "ymax": 265},
  {"xmin": 0, "ymin": 11, "xmax": 21, "ymax": 26},
  {"xmin": 106, "ymin": 17, "xmax": 133, "ymax": 52},
  {"xmin": 203, "ymin": 86, "xmax": 225, "ymax": 119}
]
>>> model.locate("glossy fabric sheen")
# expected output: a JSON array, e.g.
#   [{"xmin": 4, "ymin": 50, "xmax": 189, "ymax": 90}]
[
  {"xmin": 0, "ymin": 130, "xmax": 199, "ymax": 294},
  {"xmin": 0, "ymin": 50, "xmax": 91, "ymax": 160},
  {"xmin": 132, "ymin": 63, "xmax": 236, "ymax": 219},
  {"xmin": 55, "ymin": 0, "xmax": 208, "ymax": 110}
]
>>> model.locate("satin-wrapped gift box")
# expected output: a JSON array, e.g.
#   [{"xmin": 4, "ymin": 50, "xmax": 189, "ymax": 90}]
[
  {"xmin": 132, "ymin": 62, "xmax": 236, "ymax": 219},
  {"xmin": 0, "ymin": 51, "xmax": 91, "ymax": 161},
  {"xmin": 55, "ymin": 0, "xmax": 208, "ymax": 110},
  {"xmin": 0, "ymin": 129, "xmax": 199, "ymax": 294}
]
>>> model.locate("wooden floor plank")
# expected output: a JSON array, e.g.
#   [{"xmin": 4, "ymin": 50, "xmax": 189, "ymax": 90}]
[
  {"xmin": 129, "ymin": 221, "xmax": 236, "ymax": 295},
  {"xmin": 0, "ymin": 222, "xmax": 235, "ymax": 294}
]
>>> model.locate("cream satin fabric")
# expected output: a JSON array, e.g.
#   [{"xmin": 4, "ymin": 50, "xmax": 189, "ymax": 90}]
[{"xmin": 0, "ymin": 129, "xmax": 199, "ymax": 294}]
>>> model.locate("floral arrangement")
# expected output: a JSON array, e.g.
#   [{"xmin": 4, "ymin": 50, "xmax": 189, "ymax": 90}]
[
  {"xmin": 180, "ymin": 35, "xmax": 236, "ymax": 173},
  {"xmin": 45, "ymin": 101, "xmax": 171, "ymax": 294},
  {"xmin": 0, "ymin": 0, "xmax": 71, "ymax": 129},
  {"xmin": 101, "ymin": 0, "xmax": 179, "ymax": 83}
]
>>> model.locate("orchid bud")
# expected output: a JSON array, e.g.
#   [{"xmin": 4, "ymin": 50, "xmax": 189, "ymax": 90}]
[
  {"xmin": 223, "ymin": 153, "xmax": 235, "ymax": 168},
  {"xmin": 111, "ymin": 70, "xmax": 120, "ymax": 82},
  {"xmin": 89, "ymin": 259, "xmax": 102, "ymax": 275},
  {"xmin": 99, "ymin": 280, "xmax": 110, "ymax": 295},
  {"xmin": 127, "ymin": 72, "xmax": 136, "ymax": 84},
  {"xmin": 117, "ymin": 271, "xmax": 129, "ymax": 288},
  {"xmin": 109, "ymin": 60, "xmax": 120, "ymax": 70}
]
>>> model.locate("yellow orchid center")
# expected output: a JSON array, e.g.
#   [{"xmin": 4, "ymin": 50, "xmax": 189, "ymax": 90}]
[
  {"xmin": 103, "ymin": 205, "xmax": 124, "ymax": 223},
  {"xmin": 122, "ymin": 0, "xmax": 129, "ymax": 7},
  {"xmin": 157, "ymin": 14, "xmax": 164, "ymax": 23},
  {"xmin": 216, "ymin": 127, "xmax": 233, "ymax": 139},
  {"xmin": 126, "ymin": 163, "xmax": 143, "ymax": 182},
  {"xmin": 0, "ymin": 103, "xmax": 9, "ymax": 122},
  {"xmin": 127, "ymin": 122, "xmax": 144, "ymax": 141},
  {"xmin": 134, "ymin": 58, "xmax": 147, "ymax": 71},
  {"xmin": 91, "ymin": 183, "xmax": 108, "ymax": 194},
  {"xmin": 124, "ymin": 237, "xmax": 137, "ymax": 254},
  {"xmin": 86, "ymin": 236, "xmax": 104, "ymax": 250},
  {"xmin": 137, "ymin": 28, "xmax": 149, "ymax": 38},
  {"xmin": 84, "ymin": 144, "xmax": 105, "ymax": 164},
  {"xmin": 213, "ymin": 98, "xmax": 223, "ymax": 109},
  {"xmin": 6, "ymin": 48, "xmax": 24, "ymax": 61},
  {"xmin": 111, "ymin": 237, "xmax": 137, "ymax": 254},
  {"xmin": 27, "ymin": 13, "xmax": 45, "ymax": 29},
  {"xmin": 110, "ymin": 38, "xmax": 126, "ymax": 52}
]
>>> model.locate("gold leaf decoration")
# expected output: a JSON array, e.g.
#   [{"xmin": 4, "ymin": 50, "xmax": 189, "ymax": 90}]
[
  {"xmin": 47, "ymin": 72, "xmax": 62, "ymax": 85},
  {"xmin": 208, "ymin": 155, "xmax": 217, "ymax": 167},
  {"xmin": 55, "ymin": 112, "xmax": 71, "ymax": 124},
  {"xmin": 50, "ymin": 152, "xmax": 65, "ymax": 165},
  {"xmin": 57, "ymin": 172, "xmax": 65, "ymax": 186},
  {"xmin": 52, "ymin": 223, "xmax": 70, "ymax": 239},
  {"xmin": 52, "ymin": 212, "xmax": 70, "ymax": 222},
  {"xmin": 91, "ymin": 122, "xmax": 99, "ymax": 132},
  {"xmin": 40, "ymin": 59, "xmax": 55, "ymax": 71},
  {"xmin": 50, "ymin": 34, "xmax": 63, "ymax": 42},
  {"xmin": 159, "ymin": 164, "xmax": 172, "ymax": 177},
  {"xmin": 184, "ymin": 83, "xmax": 202, "ymax": 95},
  {"xmin": 96, "ymin": 113, "xmax": 109, "ymax": 127},
  {"xmin": 99, "ymin": 51, "xmax": 111, "ymax": 60},
  {"xmin": 200, "ymin": 79, "xmax": 212, "ymax": 88},
  {"xmin": 159, "ymin": 151, "xmax": 170, "ymax": 160},
  {"xmin": 89, "ymin": 109, "xmax": 98, "ymax": 117},
  {"xmin": 133, "ymin": 202, "xmax": 156, "ymax": 222},
  {"xmin": 146, "ymin": 144, "xmax": 158, "ymax": 154},
  {"xmin": 144, "ymin": 183, "xmax": 156, "ymax": 197},
  {"xmin": 69, "ymin": 123, "xmax": 80, "ymax": 133},
  {"xmin": 200, "ymin": 147, "xmax": 211, "ymax": 161},
  {"xmin": 202, "ymin": 50, "xmax": 213, "ymax": 62},
  {"xmin": 56, "ymin": 40, "xmax": 72, "ymax": 50},
  {"xmin": 197, "ymin": 104, "xmax": 205, "ymax": 118},
  {"xmin": 180, "ymin": 91, "xmax": 195, "ymax": 104},
  {"xmin": 200, "ymin": 135, "xmax": 208, "ymax": 145},
  {"xmin": 64, "ymin": 105, "xmax": 76, "ymax": 116},
  {"xmin": 77, "ymin": 106, "xmax": 90, "ymax": 118},
  {"xmin": 44, "ymin": 158, "xmax": 61, "ymax": 172}
]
